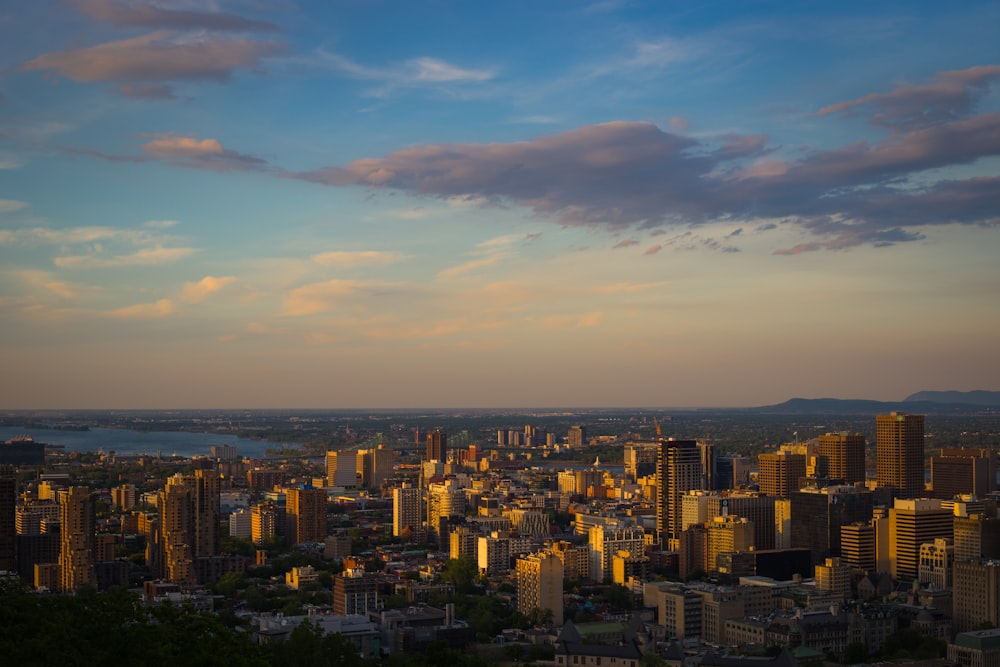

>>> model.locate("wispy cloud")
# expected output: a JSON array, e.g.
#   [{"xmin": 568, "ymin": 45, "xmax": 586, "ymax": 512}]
[
  {"xmin": 140, "ymin": 134, "xmax": 273, "ymax": 171},
  {"xmin": 67, "ymin": 0, "xmax": 281, "ymax": 33},
  {"xmin": 311, "ymin": 250, "xmax": 410, "ymax": 267},
  {"xmin": 54, "ymin": 246, "xmax": 196, "ymax": 268},
  {"xmin": 436, "ymin": 233, "xmax": 539, "ymax": 281},
  {"xmin": 281, "ymin": 279, "xmax": 404, "ymax": 317},
  {"xmin": 312, "ymin": 50, "xmax": 495, "ymax": 97},
  {"xmin": 106, "ymin": 298, "xmax": 175, "ymax": 319},
  {"xmin": 0, "ymin": 199, "xmax": 27, "ymax": 214}
]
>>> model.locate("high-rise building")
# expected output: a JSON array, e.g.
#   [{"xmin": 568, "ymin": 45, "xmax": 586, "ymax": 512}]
[
  {"xmin": 876, "ymin": 412, "xmax": 925, "ymax": 498},
  {"xmin": 931, "ymin": 448, "xmax": 995, "ymax": 499},
  {"xmin": 326, "ymin": 450, "xmax": 358, "ymax": 489},
  {"xmin": 516, "ymin": 552, "xmax": 564, "ymax": 626},
  {"xmin": 393, "ymin": 484, "xmax": 422, "ymax": 537},
  {"xmin": 758, "ymin": 450, "xmax": 806, "ymax": 497},
  {"xmin": 286, "ymin": 486, "xmax": 327, "ymax": 544},
  {"xmin": 840, "ymin": 522, "xmax": 876, "ymax": 572},
  {"xmin": 426, "ymin": 430, "xmax": 447, "ymax": 462},
  {"xmin": 706, "ymin": 493, "xmax": 776, "ymax": 551},
  {"xmin": 954, "ymin": 514, "xmax": 1000, "ymax": 562},
  {"xmin": 0, "ymin": 465, "xmax": 16, "ymax": 573},
  {"xmin": 158, "ymin": 476, "xmax": 195, "ymax": 584},
  {"xmin": 589, "ymin": 525, "xmax": 645, "ymax": 582},
  {"xmin": 427, "ymin": 479, "xmax": 465, "ymax": 539},
  {"xmin": 58, "ymin": 486, "xmax": 96, "ymax": 592},
  {"xmin": 917, "ymin": 537, "xmax": 953, "ymax": 589},
  {"xmin": 251, "ymin": 502, "xmax": 279, "ymax": 545},
  {"xmin": 333, "ymin": 567, "xmax": 378, "ymax": 615},
  {"xmin": 567, "ymin": 426, "xmax": 586, "ymax": 448},
  {"xmin": 815, "ymin": 557, "xmax": 851, "ymax": 599},
  {"xmin": 818, "ymin": 432, "xmax": 866, "ymax": 485},
  {"xmin": 657, "ymin": 439, "xmax": 702, "ymax": 545},
  {"xmin": 954, "ymin": 560, "xmax": 1000, "ymax": 633},
  {"xmin": 705, "ymin": 516, "xmax": 754, "ymax": 573},
  {"xmin": 192, "ymin": 470, "xmax": 220, "ymax": 559},
  {"xmin": 714, "ymin": 456, "xmax": 752, "ymax": 490},
  {"xmin": 356, "ymin": 445, "xmax": 396, "ymax": 489},
  {"xmin": 885, "ymin": 498, "xmax": 952, "ymax": 580},
  {"xmin": 789, "ymin": 485, "xmax": 873, "ymax": 564},
  {"xmin": 111, "ymin": 484, "xmax": 138, "ymax": 511}
]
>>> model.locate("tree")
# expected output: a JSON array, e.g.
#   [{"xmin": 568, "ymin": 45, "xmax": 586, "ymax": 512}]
[{"xmin": 440, "ymin": 557, "xmax": 477, "ymax": 594}]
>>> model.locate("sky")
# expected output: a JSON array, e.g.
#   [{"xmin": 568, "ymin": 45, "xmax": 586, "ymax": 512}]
[{"xmin": 1, "ymin": 0, "xmax": 999, "ymax": 410}]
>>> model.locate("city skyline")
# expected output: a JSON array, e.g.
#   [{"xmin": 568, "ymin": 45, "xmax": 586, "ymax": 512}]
[{"xmin": 2, "ymin": 1, "xmax": 999, "ymax": 409}]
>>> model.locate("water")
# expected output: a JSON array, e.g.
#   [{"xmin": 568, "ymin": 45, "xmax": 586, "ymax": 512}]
[{"xmin": 0, "ymin": 426, "xmax": 301, "ymax": 459}]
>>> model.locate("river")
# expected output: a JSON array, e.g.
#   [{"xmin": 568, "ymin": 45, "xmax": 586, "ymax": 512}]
[{"xmin": 0, "ymin": 426, "xmax": 302, "ymax": 459}]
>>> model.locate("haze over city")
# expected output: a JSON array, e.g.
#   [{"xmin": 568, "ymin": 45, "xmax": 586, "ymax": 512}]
[{"xmin": 2, "ymin": 1, "xmax": 998, "ymax": 409}]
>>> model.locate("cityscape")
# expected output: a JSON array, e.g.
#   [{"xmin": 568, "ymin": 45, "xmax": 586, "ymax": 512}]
[
  {"xmin": 2, "ymin": 400, "xmax": 1000, "ymax": 666},
  {"xmin": 3, "ymin": 0, "xmax": 1000, "ymax": 665}
]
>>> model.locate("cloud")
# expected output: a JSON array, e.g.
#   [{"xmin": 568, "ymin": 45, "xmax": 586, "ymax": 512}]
[
  {"xmin": 293, "ymin": 64, "xmax": 1000, "ymax": 252},
  {"xmin": 816, "ymin": 65, "xmax": 1000, "ymax": 130},
  {"xmin": 0, "ymin": 199, "xmax": 27, "ymax": 214},
  {"xmin": 139, "ymin": 134, "xmax": 272, "ymax": 171},
  {"xmin": 314, "ymin": 51, "xmax": 494, "ymax": 96},
  {"xmin": 8, "ymin": 270, "xmax": 95, "ymax": 300},
  {"xmin": 180, "ymin": 275, "xmax": 236, "ymax": 303},
  {"xmin": 597, "ymin": 281, "xmax": 668, "ymax": 294},
  {"xmin": 613, "ymin": 239, "xmax": 639, "ymax": 249},
  {"xmin": 54, "ymin": 246, "xmax": 196, "ymax": 268},
  {"xmin": 20, "ymin": 31, "xmax": 285, "ymax": 94},
  {"xmin": 577, "ymin": 312, "xmax": 604, "ymax": 328},
  {"xmin": 311, "ymin": 250, "xmax": 409, "ymax": 267},
  {"xmin": 281, "ymin": 279, "xmax": 402, "ymax": 317},
  {"xmin": 436, "ymin": 256, "xmax": 502, "ymax": 280},
  {"xmin": 68, "ymin": 0, "xmax": 280, "ymax": 33},
  {"xmin": 643, "ymin": 244, "xmax": 662, "ymax": 255},
  {"xmin": 247, "ymin": 321, "xmax": 287, "ymax": 335},
  {"xmin": 106, "ymin": 298, "xmax": 175, "ymax": 319}
]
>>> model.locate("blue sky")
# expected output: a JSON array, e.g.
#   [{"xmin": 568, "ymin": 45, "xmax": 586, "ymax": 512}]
[{"xmin": 1, "ymin": 0, "xmax": 998, "ymax": 409}]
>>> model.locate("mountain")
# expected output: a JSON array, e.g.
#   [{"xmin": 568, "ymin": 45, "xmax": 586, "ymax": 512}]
[
  {"xmin": 904, "ymin": 390, "xmax": 1000, "ymax": 406},
  {"xmin": 757, "ymin": 392, "xmax": 1000, "ymax": 414}
]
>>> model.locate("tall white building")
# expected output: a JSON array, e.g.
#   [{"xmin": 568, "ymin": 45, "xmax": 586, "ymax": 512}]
[{"xmin": 516, "ymin": 552, "xmax": 564, "ymax": 626}]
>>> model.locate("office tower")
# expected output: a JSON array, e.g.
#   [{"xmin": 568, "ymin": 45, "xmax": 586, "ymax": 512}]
[
  {"xmin": 876, "ymin": 412, "xmax": 925, "ymax": 498},
  {"xmin": 589, "ymin": 525, "xmax": 646, "ymax": 582},
  {"xmin": 758, "ymin": 450, "xmax": 806, "ymax": 497},
  {"xmin": 326, "ymin": 450, "xmax": 358, "ymax": 489},
  {"xmin": 886, "ymin": 498, "xmax": 952, "ymax": 580},
  {"xmin": 516, "ymin": 552, "xmax": 564, "ymax": 626},
  {"xmin": 706, "ymin": 493, "xmax": 776, "ymax": 550},
  {"xmin": 286, "ymin": 486, "xmax": 327, "ymax": 544},
  {"xmin": 932, "ymin": 448, "xmax": 995, "ymax": 499},
  {"xmin": 426, "ymin": 430, "xmax": 447, "ymax": 462},
  {"xmin": 789, "ymin": 485, "xmax": 874, "ymax": 564},
  {"xmin": 427, "ymin": 479, "xmax": 465, "ymax": 538},
  {"xmin": 58, "ymin": 486, "xmax": 96, "ymax": 592},
  {"xmin": 333, "ymin": 567, "xmax": 378, "ymax": 615},
  {"xmin": 624, "ymin": 444, "xmax": 659, "ymax": 481},
  {"xmin": 567, "ymin": 426, "xmax": 586, "ymax": 448},
  {"xmin": 818, "ymin": 432, "xmax": 866, "ymax": 485},
  {"xmin": 954, "ymin": 514, "xmax": 1000, "ymax": 562},
  {"xmin": 0, "ymin": 465, "xmax": 15, "ymax": 573},
  {"xmin": 774, "ymin": 499, "xmax": 792, "ymax": 549},
  {"xmin": 656, "ymin": 439, "xmax": 702, "ymax": 545},
  {"xmin": 705, "ymin": 516, "xmax": 754, "ymax": 572},
  {"xmin": 840, "ymin": 522, "xmax": 876, "ymax": 571},
  {"xmin": 393, "ymin": 484, "xmax": 422, "ymax": 537},
  {"xmin": 714, "ymin": 456, "xmax": 751, "ymax": 490},
  {"xmin": 815, "ymin": 557, "xmax": 851, "ymax": 598},
  {"xmin": 251, "ymin": 502, "xmax": 279, "ymax": 545},
  {"xmin": 449, "ymin": 525, "xmax": 479, "ymax": 561},
  {"xmin": 698, "ymin": 442, "xmax": 715, "ymax": 491},
  {"xmin": 356, "ymin": 445, "xmax": 395, "ymax": 489},
  {"xmin": 210, "ymin": 444, "xmax": 239, "ymax": 460},
  {"xmin": 954, "ymin": 560, "xmax": 1000, "ymax": 633}
]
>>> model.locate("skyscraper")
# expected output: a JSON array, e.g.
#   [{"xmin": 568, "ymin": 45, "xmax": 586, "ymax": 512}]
[
  {"xmin": 58, "ymin": 486, "xmax": 96, "ymax": 592},
  {"xmin": 516, "ymin": 552, "xmax": 564, "ymax": 626},
  {"xmin": 876, "ymin": 412, "xmax": 925, "ymax": 499},
  {"xmin": 426, "ymin": 430, "xmax": 447, "ymax": 462},
  {"xmin": 0, "ymin": 465, "xmax": 16, "ymax": 573},
  {"xmin": 931, "ymin": 448, "xmax": 996, "ymax": 499},
  {"xmin": 885, "ymin": 498, "xmax": 952, "ymax": 580},
  {"xmin": 393, "ymin": 484, "xmax": 422, "ymax": 537},
  {"xmin": 286, "ymin": 486, "xmax": 327, "ymax": 544},
  {"xmin": 758, "ymin": 450, "xmax": 806, "ymax": 497},
  {"xmin": 657, "ymin": 439, "xmax": 702, "ymax": 545},
  {"xmin": 818, "ymin": 432, "xmax": 866, "ymax": 485}
]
